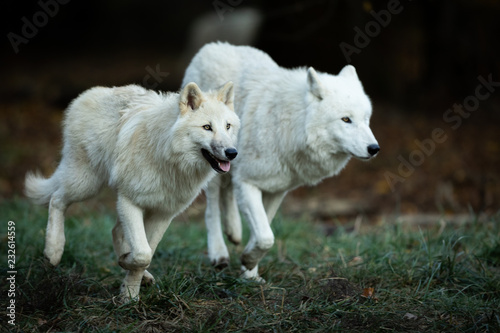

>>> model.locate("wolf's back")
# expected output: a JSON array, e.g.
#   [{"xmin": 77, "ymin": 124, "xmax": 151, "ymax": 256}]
[{"xmin": 182, "ymin": 42, "xmax": 277, "ymax": 92}]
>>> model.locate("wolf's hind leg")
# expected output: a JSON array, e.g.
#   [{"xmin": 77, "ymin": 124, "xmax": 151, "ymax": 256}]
[
  {"xmin": 43, "ymin": 157, "xmax": 104, "ymax": 266},
  {"xmin": 44, "ymin": 195, "xmax": 68, "ymax": 266}
]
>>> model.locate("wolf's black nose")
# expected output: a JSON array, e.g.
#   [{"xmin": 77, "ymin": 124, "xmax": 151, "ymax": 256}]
[
  {"xmin": 225, "ymin": 148, "xmax": 238, "ymax": 160},
  {"xmin": 367, "ymin": 144, "xmax": 380, "ymax": 156}
]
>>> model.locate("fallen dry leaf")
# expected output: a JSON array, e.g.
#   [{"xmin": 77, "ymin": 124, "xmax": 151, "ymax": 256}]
[
  {"xmin": 361, "ymin": 287, "xmax": 378, "ymax": 301},
  {"xmin": 362, "ymin": 287, "xmax": 374, "ymax": 298}
]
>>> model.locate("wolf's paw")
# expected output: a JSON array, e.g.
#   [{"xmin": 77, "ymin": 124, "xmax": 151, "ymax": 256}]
[
  {"xmin": 208, "ymin": 243, "xmax": 230, "ymax": 269},
  {"xmin": 119, "ymin": 282, "xmax": 141, "ymax": 302},
  {"xmin": 212, "ymin": 257, "xmax": 230, "ymax": 270},
  {"xmin": 240, "ymin": 265, "xmax": 265, "ymax": 283},
  {"xmin": 141, "ymin": 270, "xmax": 156, "ymax": 286},
  {"xmin": 114, "ymin": 291, "xmax": 139, "ymax": 305},
  {"xmin": 43, "ymin": 247, "xmax": 63, "ymax": 267}
]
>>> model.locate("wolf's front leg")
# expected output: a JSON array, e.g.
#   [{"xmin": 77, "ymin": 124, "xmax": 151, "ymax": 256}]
[
  {"xmin": 144, "ymin": 211, "xmax": 172, "ymax": 252},
  {"xmin": 141, "ymin": 210, "xmax": 172, "ymax": 284},
  {"xmin": 120, "ymin": 269, "xmax": 146, "ymax": 301},
  {"xmin": 235, "ymin": 182, "xmax": 274, "ymax": 281},
  {"xmin": 205, "ymin": 178, "xmax": 231, "ymax": 268},
  {"xmin": 262, "ymin": 191, "xmax": 287, "ymax": 224},
  {"xmin": 221, "ymin": 177, "xmax": 242, "ymax": 246},
  {"xmin": 116, "ymin": 195, "xmax": 152, "ymax": 300},
  {"xmin": 112, "ymin": 218, "xmax": 155, "ymax": 286}
]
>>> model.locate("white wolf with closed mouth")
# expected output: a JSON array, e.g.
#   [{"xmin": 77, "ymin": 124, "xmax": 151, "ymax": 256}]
[
  {"xmin": 183, "ymin": 42, "xmax": 380, "ymax": 280},
  {"xmin": 25, "ymin": 81, "xmax": 240, "ymax": 300}
]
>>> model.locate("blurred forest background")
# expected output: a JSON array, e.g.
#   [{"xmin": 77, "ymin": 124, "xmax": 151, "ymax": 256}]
[{"xmin": 1, "ymin": 0, "xmax": 499, "ymax": 224}]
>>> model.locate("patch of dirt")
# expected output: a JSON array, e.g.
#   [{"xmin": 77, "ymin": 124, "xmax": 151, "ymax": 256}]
[{"xmin": 321, "ymin": 270, "xmax": 361, "ymax": 302}]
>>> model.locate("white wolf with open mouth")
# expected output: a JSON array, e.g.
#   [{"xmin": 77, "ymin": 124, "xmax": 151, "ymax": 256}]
[
  {"xmin": 183, "ymin": 42, "xmax": 379, "ymax": 281},
  {"xmin": 25, "ymin": 81, "xmax": 240, "ymax": 299}
]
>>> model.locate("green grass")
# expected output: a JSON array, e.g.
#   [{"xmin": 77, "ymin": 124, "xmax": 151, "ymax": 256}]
[{"xmin": 1, "ymin": 198, "xmax": 499, "ymax": 332}]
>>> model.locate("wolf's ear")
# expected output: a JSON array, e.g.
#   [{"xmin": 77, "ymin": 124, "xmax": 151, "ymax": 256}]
[
  {"xmin": 307, "ymin": 67, "xmax": 323, "ymax": 100},
  {"xmin": 338, "ymin": 65, "xmax": 358, "ymax": 79},
  {"xmin": 180, "ymin": 82, "xmax": 203, "ymax": 115},
  {"xmin": 217, "ymin": 81, "xmax": 234, "ymax": 110}
]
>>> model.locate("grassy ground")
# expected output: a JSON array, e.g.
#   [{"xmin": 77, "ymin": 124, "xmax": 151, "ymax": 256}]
[{"xmin": 1, "ymin": 198, "xmax": 499, "ymax": 332}]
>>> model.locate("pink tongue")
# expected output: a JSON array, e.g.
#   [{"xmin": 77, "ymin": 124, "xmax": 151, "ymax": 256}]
[{"xmin": 219, "ymin": 161, "xmax": 231, "ymax": 172}]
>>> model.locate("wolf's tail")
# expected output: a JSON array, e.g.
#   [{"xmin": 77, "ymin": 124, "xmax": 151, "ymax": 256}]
[{"xmin": 24, "ymin": 171, "xmax": 58, "ymax": 205}]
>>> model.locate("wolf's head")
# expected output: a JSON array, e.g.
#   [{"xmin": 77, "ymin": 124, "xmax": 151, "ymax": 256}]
[
  {"xmin": 178, "ymin": 81, "xmax": 240, "ymax": 173},
  {"xmin": 305, "ymin": 65, "xmax": 379, "ymax": 160}
]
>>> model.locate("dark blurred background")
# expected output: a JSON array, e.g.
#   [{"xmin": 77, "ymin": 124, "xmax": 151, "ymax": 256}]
[{"xmin": 1, "ymin": 0, "xmax": 499, "ymax": 223}]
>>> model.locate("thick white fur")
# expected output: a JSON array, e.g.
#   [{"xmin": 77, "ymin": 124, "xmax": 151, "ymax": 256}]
[
  {"xmin": 25, "ymin": 82, "xmax": 240, "ymax": 300},
  {"xmin": 182, "ymin": 42, "xmax": 379, "ymax": 280}
]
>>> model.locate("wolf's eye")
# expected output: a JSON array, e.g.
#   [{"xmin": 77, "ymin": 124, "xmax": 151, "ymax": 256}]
[
  {"xmin": 203, "ymin": 124, "xmax": 212, "ymax": 131},
  {"xmin": 226, "ymin": 123, "xmax": 231, "ymax": 130},
  {"xmin": 341, "ymin": 117, "xmax": 352, "ymax": 123}
]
